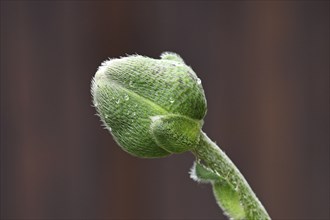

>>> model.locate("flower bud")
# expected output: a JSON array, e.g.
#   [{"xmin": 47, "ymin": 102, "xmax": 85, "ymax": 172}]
[{"xmin": 91, "ymin": 52, "xmax": 207, "ymax": 158}]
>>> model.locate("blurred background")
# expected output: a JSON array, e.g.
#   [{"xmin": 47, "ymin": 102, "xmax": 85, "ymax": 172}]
[{"xmin": 1, "ymin": 1, "xmax": 329, "ymax": 219}]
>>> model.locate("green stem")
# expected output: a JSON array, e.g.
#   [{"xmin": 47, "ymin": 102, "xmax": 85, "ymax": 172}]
[{"xmin": 192, "ymin": 132, "xmax": 271, "ymax": 220}]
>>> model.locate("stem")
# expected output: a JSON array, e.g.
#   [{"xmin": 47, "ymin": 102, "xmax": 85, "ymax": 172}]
[{"xmin": 192, "ymin": 132, "xmax": 271, "ymax": 220}]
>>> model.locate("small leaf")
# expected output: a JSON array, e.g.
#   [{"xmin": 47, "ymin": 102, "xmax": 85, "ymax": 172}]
[
  {"xmin": 213, "ymin": 181, "xmax": 245, "ymax": 219},
  {"xmin": 190, "ymin": 161, "xmax": 220, "ymax": 183},
  {"xmin": 190, "ymin": 161, "xmax": 246, "ymax": 219}
]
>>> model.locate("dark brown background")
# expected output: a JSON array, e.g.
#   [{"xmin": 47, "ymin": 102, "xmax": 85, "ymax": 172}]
[{"xmin": 1, "ymin": 1, "xmax": 329, "ymax": 219}]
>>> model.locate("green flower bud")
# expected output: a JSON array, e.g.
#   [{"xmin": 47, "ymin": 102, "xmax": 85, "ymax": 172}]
[
  {"xmin": 91, "ymin": 53, "xmax": 271, "ymax": 220},
  {"xmin": 91, "ymin": 52, "xmax": 207, "ymax": 158}
]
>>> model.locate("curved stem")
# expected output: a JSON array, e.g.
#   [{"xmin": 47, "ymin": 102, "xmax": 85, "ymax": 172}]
[{"xmin": 192, "ymin": 132, "xmax": 271, "ymax": 220}]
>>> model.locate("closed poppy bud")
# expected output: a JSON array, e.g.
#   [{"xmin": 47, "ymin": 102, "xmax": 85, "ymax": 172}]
[{"xmin": 91, "ymin": 52, "xmax": 207, "ymax": 158}]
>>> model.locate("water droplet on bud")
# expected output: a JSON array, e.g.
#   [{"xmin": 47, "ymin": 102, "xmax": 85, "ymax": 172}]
[{"xmin": 197, "ymin": 78, "xmax": 201, "ymax": 85}]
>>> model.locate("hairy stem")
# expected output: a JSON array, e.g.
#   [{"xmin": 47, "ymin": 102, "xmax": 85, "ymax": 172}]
[{"xmin": 192, "ymin": 132, "xmax": 271, "ymax": 220}]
